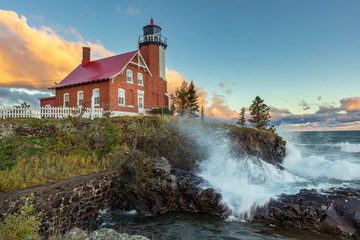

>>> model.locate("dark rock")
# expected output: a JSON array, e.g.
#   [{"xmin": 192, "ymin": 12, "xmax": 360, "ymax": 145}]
[
  {"xmin": 15, "ymin": 124, "xmax": 56, "ymax": 137},
  {"xmin": 254, "ymin": 188, "xmax": 360, "ymax": 238},
  {"xmin": 228, "ymin": 128, "xmax": 286, "ymax": 167},
  {"xmin": 115, "ymin": 156, "xmax": 224, "ymax": 216}
]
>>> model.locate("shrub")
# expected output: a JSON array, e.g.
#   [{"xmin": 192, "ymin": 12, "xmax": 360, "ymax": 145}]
[
  {"xmin": 0, "ymin": 194, "xmax": 42, "ymax": 240},
  {"xmin": 151, "ymin": 107, "xmax": 173, "ymax": 115}
]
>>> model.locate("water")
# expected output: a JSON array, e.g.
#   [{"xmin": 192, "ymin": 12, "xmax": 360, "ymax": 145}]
[{"xmin": 96, "ymin": 126, "xmax": 360, "ymax": 239}]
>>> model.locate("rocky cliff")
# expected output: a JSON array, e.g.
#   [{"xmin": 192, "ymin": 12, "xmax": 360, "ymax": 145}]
[{"xmin": 228, "ymin": 127, "xmax": 286, "ymax": 167}]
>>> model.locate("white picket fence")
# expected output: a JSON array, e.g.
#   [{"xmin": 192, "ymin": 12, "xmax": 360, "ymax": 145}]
[{"xmin": 0, "ymin": 107, "xmax": 103, "ymax": 119}]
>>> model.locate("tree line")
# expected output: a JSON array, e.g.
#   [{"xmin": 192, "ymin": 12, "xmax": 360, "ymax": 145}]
[{"xmin": 171, "ymin": 80, "xmax": 274, "ymax": 132}]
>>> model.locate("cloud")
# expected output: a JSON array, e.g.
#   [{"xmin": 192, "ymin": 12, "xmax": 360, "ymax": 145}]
[
  {"xmin": 166, "ymin": 69, "xmax": 238, "ymax": 120},
  {"xmin": 340, "ymin": 97, "xmax": 360, "ymax": 112},
  {"xmin": 0, "ymin": 87, "xmax": 52, "ymax": 107},
  {"xmin": 219, "ymin": 81, "xmax": 233, "ymax": 95},
  {"xmin": 206, "ymin": 93, "xmax": 238, "ymax": 120},
  {"xmin": 298, "ymin": 100, "xmax": 310, "ymax": 110},
  {"xmin": 0, "ymin": 10, "xmax": 113, "ymax": 89},
  {"xmin": 269, "ymin": 107, "xmax": 292, "ymax": 121},
  {"xmin": 115, "ymin": 6, "xmax": 141, "ymax": 15},
  {"xmin": 315, "ymin": 105, "xmax": 340, "ymax": 114},
  {"xmin": 28, "ymin": 14, "xmax": 44, "ymax": 22}
]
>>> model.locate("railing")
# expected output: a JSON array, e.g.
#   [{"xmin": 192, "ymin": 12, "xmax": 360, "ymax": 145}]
[
  {"xmin": 138, "ymin": 35, "xmax": 167, "ymax": 47},
  {"xmin": 0, "ymin": 107, "xmax": 103, "ymax": 119}
]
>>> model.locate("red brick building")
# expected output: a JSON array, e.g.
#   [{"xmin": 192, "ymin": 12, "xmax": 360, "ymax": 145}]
[{"xmin": 41, "ymin": 19, "xmax": 169, "ymax": 115}]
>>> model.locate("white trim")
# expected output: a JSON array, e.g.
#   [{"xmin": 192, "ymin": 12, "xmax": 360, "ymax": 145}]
[
  {"xmin": 93, "ymin": 88, "xmax": 100, "ymax": 106},
  {"xmin": 129, "ymin": 61, "xmax": 149, "ymax": 69},
  {"xmin": 137, "ymin": 90, "xmax": 144, "ymax": 114},
  {"xmin": 64, "ymin": 93, "xmax": 69, "ymax": 108},
  {"xmin": 137, "ymin": 73, "xmax": 144, "ymax": 86},
  {"xmin": 165, "ymin": 93, "xmax": 171, "ymax": 110},
  {"xmin": 118, "ymin": 88, "xmax": 125, "ymax": 106},
  {"xmin": 126, "ymin": 69, "xmax": 133, "ymax": 83},
  {"xmin": 137, "ymin": 51, "xmax": 152, "ymax": 76},
  {"xmin": 127, "ymin": 105, "xmax": 134, "ymax": 108},
  {"xmin": 110, "ymin": 111, "xmax": 140, "ymax": 117},
  {"xmin": 77, "ymin": 90, "xmax": 84, "ymax": 107},
  {"xmin": 109, "ymin": 51, "xmax": 151, "ymax": 84}
]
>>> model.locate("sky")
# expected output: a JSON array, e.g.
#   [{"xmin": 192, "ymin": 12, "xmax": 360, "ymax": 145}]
[{"xmin": 0, "ymin": 0, "xmax": 359, "ymax": 131}]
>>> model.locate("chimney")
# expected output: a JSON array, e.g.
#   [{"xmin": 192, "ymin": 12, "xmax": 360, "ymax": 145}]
[{"xmin": 82, "ymin": 47, "xmax": 91, "ymax": 66}]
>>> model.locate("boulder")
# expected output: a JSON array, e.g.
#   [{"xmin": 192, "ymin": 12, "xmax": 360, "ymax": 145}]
[
  {"xmin": 254, "ymin": 188, "xmax": 360, "ymax": 238},
  {"xmin": 0, "ymin": 122, "xmax": 13, "ymax": 138},
  {"xmin": 228, "ymin": 128, "xmax": 286, "ymax": 167},
  {"xmin": 64, "ymin": 227, "xmax": 87, "ymax": 240},
  {"xmin": 114, "ymin": 156, "xmax": 224, "ymax": 216}
]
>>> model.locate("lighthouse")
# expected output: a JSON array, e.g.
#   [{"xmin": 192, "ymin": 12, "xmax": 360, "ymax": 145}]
[{"xmin": 138, "ymin": 18, "xmax": 168, "ymax": 107}]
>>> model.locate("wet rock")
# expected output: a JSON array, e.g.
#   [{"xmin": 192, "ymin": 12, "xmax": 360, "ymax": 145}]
[
  {"xmin": 152, "ymin": 157, "xmax": 171, "ymax": 176},
  {"xmin": 228, "ymin": 128, "xmax": 286, "ymax": 167},
  {"xmin": 254, "ymin": 188, "xmax": 360, "ymax": 238},
  {"xmin": 114, "ymin": 156, "xmax": 224, "ymax": 216}
]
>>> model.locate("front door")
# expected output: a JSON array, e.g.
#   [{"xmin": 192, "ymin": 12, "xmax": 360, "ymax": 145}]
[{"xmin": 138, "ymin": 90, "xmax": 144, "ymax": 114}]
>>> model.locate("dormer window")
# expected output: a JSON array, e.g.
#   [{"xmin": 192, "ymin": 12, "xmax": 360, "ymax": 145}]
[{"xmin": 127, "ymin": 69, "xmax": 133, "ymax": 83}]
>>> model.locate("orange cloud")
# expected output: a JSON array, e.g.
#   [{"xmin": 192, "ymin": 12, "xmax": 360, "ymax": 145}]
[
  {"xmin": 206, "ymin": 93, "xmax": 238, "ymax": 120},
  {"xmin": 166, "ymin": 69, "xmax": 238, "ymax": 120},
  {"xmin": 0, "ymin": 10, "xmax": 113, "ymax": 89},
  {"xmin": 340, "ymin": 97, "xmax": 360, "ymax": 112}
]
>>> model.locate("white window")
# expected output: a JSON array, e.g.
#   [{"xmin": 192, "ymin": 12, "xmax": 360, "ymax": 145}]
[
  {"xmin": 93, "ymin": 88, "xmax": 100, "ymax": 106},
  {"xmin": 77, "ymin": 91, "xmax": 83, "ymax": 107},
  {"xmin": 126, "ymin": 69, "xmax": 133, "ymax": 83},
  {"xmin": 64, "ymin": 93, "xmax": 69, "ymax": 107},
  {"xmin": 137, "ymin": 73, "xmax": 143, "ymax": 86},
  {"xmin": 118, "ymin": 88, "xmax": 125, "ymax": 106}
]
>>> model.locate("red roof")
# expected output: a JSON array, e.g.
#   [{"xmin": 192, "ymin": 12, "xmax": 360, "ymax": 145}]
[{"xmin": 50, "ymin": 50, "xmax": 138, "ymax": 89}]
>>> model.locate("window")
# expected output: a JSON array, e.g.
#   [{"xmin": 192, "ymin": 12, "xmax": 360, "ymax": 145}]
[
  {"xmin": 137, "ymin": 73, "xmax": 143, "ymax": 86},
  {"xmin": 118, "ymin": 88, "xmax": 125, "ymax": 106},
  {"xmin": 64, "ymin": 93, "xmax": 69, "ymax": 107},
  {"xmin": 126, "ymin": 69, "xmax": 133, "ymax": 83},
  {"xmin": 77, "ymin": 91, "xmax": 83, "ymax": 107},
  {"xmin": 93, "ymin": 88, "xmax": 100, "ymax": 106}
]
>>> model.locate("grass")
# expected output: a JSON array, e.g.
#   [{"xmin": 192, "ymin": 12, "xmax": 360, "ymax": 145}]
[
  {"xmin": 0, "ymin": 155, "xmax": 109, "ymax": 193},
  {"xmin": 0, "ymin": 115, "xmax": 284, "ymax": 193},
  {"xmin": 0, "ymin": 194, "xmax": 42, "ymax": 240}
]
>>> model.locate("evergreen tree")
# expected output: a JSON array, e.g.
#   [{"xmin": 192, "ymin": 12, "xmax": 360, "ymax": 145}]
[
  {"xmin": 171, "ymin": 80, "xmax": 200, "ymax": 117},
  {"xmin": 187, "ymin": 81, "xmax": 199, "ymax": 117},
  {"xmin": 248, "ymin": 96, "xmax": 271, "ymax": 130},
  {"xmin": 171, "ymin": 80, "xmax": 189, "ymax": 116},
  {"xmin": 237, "ymin": 107, "xmax": 246, "ymax": 127},
  {"xmin": 200, "ymin": 106, "xmax": 205, "ymax": 121}
]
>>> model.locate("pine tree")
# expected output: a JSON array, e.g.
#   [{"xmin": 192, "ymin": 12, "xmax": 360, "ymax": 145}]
[
  {"xmin": 237, "ymin": 107, "xmax": 246, "ymax": 127},
  {"xmin": 200, "ymin": 106, "xmax": 205, "ymax": 121},
  {"xmin": 171, "ymin": 80, "xmax": 200, "ymax": 117},
  {"xmin": 187, "ymin": 81, "xmax": 199, "ymax": 117},
  {"xmin": 248, "ymin": 96, "xmax": 271, "ymax": 130},
  {"xmin": 171, "ymin": 80, "xmax": 189, "ymax": 116}
]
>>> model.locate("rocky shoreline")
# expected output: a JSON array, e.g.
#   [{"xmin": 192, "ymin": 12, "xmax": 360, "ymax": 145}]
[
  {"xmin": 110, "ymin": 153, "xmax": 360, "ymax": 239},
  {"xmin": 64, "ymin": 227, "xmax": 149, "ymax": 240}
]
